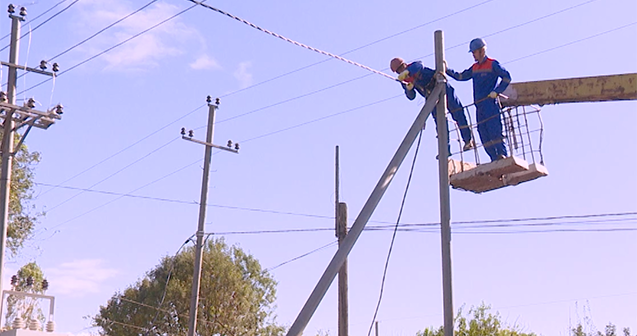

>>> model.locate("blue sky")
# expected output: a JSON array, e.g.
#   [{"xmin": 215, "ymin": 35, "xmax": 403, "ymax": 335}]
[{"xmin": 0, "ymin": 0, "xmax": 635, "ymax": 335}]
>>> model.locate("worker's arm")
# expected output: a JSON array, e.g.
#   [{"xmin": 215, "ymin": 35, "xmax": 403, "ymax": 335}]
[
  {"xmin": 493, "ymin": 60, "xmax": 511, "ymax": 93},
  {"xmin": 446, "ymin": 66, "xmax": 472, "ymax": 81}
]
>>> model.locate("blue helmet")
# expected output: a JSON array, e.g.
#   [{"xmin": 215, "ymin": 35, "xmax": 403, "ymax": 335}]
[{"xmin": 469, "ymin": 38, "xmax": 486, "ymax": 52}]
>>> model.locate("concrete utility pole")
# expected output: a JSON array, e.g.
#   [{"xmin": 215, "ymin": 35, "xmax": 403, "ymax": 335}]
[
  {"xmin": 335, "ymin": 146, "xmax": 348, "ymax": 336},
  {"xmin": 0, "ymin": 4, "xmax": 61, "ymax": 294},
  {"xmin": 434, "ymin": 30, "xmax": 454, "ymax": 336},
  {"xmin": 285, "ymin": 82, "xmax": 444, "ymax": 336},
  {"xmin": 182, "ymin": 96, "xmax": 238, "ymax": 336}
]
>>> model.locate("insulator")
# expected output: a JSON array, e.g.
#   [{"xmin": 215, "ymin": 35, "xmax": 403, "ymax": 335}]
[
  {"xmin": 10, "ymin": 275, "xmax": 17, "ymax": 286},
  {"xmin": 26, "ymin": 276, "xmax": 33, "ymax": 287},
  {"xmin": 42, "ymin": 279, "xmax": 49, "ymax": 291},
  {"xmin": 188, "ymin": 130, "xmax": 194, "ymax": 137},
  {"xmin": 235, "ymin": 143, "xmax": 240, "ymax": 150},
  {"xmin": 27, "ymin": 98, "xmax": 36, "ymax": 108},
  {"xmin": 52, "ymin": 63, "xmax": 59, "ymax": 72},
  {"xmin": 206, "ymin": 95, "xmax": 211, "ymax": 104},
  {"xmin": 215, "ymin": 98, "xmax": 220, "ymax": 105},
  {"xmin": 8, "ymin": 4, "xmax": 15, "ymax": 14},
  {"xmin": 227, "ymin": 140, "xmax": 232, "ymax": 147},
  {"xmin": 0, "ymin": 91, "xmax": 7, "ymax": 102},
  {"xmin": 39, "ymin": 60, "xmax": 47, "ymax": 70},
  {"xmin": 180, "ymin": 127, "xmax": 186, "ymax": 135},
  {"xmin": 19, "ymin": 6, "xmax": 26, "ymax": 16},
  {"xmin": 55, "ymin": 104, "xmax": 63, "ymax": 114}
]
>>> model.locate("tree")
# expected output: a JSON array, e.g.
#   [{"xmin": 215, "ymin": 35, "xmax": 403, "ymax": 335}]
[
  {"xmin": 571, "ymin": 322, "xmax": 632, "ymax": 336},
  {"xmin": 417, "ymin": 303, "xmax": 536, "ymax": 336},
  {"xmin": 93, "ymin": 238, "xmax": 285, "ymax": 336},
  {"xmin": 4, "ymin": 262, "xmax": 48, "ymax": 328},
  {"xmin": 3, "ymin": 132, "xmax": 42, "ymax": 256}
]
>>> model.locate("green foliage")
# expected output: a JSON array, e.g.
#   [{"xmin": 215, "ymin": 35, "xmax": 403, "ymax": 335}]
[
  {"xmin": 4, "ymin": 262, "xmax": 47, "ymax": 327},
  {"xmin": 417, "ymin": 304, "xmax": 536, "ymax": 336},
  {"xmin": 571, "ymin": 322, "xmax": 632, "ymax": 336},
  {"xmin": 2, "ymin": 132, "xmax": 42, "ymax": 256},
  {"xmin": 93, "ymin": 237, "xmax": 284, "ymax": 336}
]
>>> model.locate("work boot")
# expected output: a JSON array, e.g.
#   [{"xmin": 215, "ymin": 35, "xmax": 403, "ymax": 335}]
[{"xmin": 462, "ymin": 139, "xmax": 475, "ymax": 151}]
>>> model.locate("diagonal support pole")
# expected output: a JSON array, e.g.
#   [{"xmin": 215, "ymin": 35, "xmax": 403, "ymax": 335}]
[{"xmin": 285, "ymin": 83, "xmax": 445, "ymax": 336}]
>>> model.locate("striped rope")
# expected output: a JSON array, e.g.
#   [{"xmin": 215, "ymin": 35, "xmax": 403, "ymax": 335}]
[{"xmin": 187, "ymin": 0, "xmax": 398, "ymax": 82}]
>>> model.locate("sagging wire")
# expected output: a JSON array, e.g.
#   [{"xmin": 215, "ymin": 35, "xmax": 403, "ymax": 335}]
[
  {"xmin": 266, "ymin": 240, "xmax": 338, "ymax": 272},
  {"xmin": 187, "ymin": 0, "xmax": 397, "ymax": 82},
  {"xmin": 367, "ymin": 129, "xmax": 423, "ymax": 336}
]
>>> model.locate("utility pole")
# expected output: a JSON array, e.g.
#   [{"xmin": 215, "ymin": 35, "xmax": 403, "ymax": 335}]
[
  {"xmin": 182, "ymin": 96, "xmax": 238, "ymax": 336},
  {"xmin": 0, "ymin": 4, "xmax": 61, "ymax": 293},
  {"xmin": 335, "ymin": 146, "xmax": 348, "ymax": 336},
  {"xmin": 434, "ymin": 30, "xmax": 454, "ymax": 336}
]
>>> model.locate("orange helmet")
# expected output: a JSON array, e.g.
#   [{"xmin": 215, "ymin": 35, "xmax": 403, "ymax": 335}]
[{"xmin": 390, "ymin": 58, "xmax": 405, "ymax": 73}]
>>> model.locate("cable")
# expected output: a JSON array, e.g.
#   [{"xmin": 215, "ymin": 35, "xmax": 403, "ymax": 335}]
[
  {"xmin": 16, "ymin": 2, "xmax": 201, "ymax": 96},
  {"xmin": 368, "ymin": 130, "xmax": 423, "ymax": 336},
  {"xmin": 187, "ymin": 0, "xmax": 396, "ymax": 82},
  {"xmin": 146, "ymin": 234, "xmax": 194, "ymax": 334},
  {"xmin": 41, "ymin": 157, "xmax": 201, "ymax": 234},
  {"xmin": 44, "ymin": 137, "xmax": 179, "ymax": 213},
  {"xmin": 47, "ymin": 0, "xmax": 160, "ymax": 62},
  {"xmin": 38, "ymin": 103, "xmax": 206, "ymax": 197},
  {"xmin": 0, "ymin": 0, "xmax": 70, "ymax": 42},
  {"xmin": 217, "ymin": 0, "xmax": 496, "ymax": 99},
  {"xmin": 0, "ymin": 0, "xmax": 80, "ymax": 53},
  {"xmin": 266, "ymin": 241, "xmax": 338, "ymax": 272}
]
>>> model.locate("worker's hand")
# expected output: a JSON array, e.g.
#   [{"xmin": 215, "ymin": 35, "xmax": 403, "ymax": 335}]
[
  {"xmin": 397, "ymin": 70, "xmax": 410, "ymax": 81},
  {"xmin": 488, "ymin": 91, "xmax": 498, "ymax": 99},
  {"xmin": 405, "ymin": 82, "xmax": 414, "ymax": 90}
]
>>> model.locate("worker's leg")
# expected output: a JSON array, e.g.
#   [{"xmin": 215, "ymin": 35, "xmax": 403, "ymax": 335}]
[
  {"xmin": 476, "ymin": 104, "xmax": 498, "ymax": 161},
  {"xmin": 445, "ymin": 84, "xmax": 472, "ymax": 143},
  {"xmin": 484, "ymin": 101, "xmax": 507, "ymax": 157}
]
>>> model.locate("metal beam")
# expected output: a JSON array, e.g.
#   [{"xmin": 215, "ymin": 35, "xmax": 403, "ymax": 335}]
[{"xmin": 501, "ymin": 73, "xmax": 637, "ymax": 107}]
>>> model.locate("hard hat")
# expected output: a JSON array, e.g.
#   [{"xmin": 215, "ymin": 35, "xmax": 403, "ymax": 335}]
[
  {"xmin": 469, "ymin": 38, "xmax": 486, "ymax": 52},
  {"xmin": 390, "ymin": 57, "xmax": 405, "ymax": 73}
]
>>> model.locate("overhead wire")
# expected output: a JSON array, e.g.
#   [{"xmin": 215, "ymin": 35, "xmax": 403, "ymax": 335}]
[
  {"xmin": 0, "ymin": 0, "xmax": 80, "ymax": 53},
  {"xmin": 38, "ymin": 103, "xmax": 206, "ymax": 197},
  {"xmin": 16, "ymin": 1, "xmax": 202, "ymax": 96},
  {"xmin": 0, "ymin": 0, "xmax": 70, "ymax": 42},
  {"xmin": 367, "ymin": 130, "xmax": 422, "ymax": 336},
  {"xmin": 217, "ymin": 0, "xmax": 497, "ymax": 99},
  {"xmin": 44, "ymin": 137, "xmax": 180, "ymax": 213},
  {"xmin": 265, "ymin": 240, "xmax": 338, "ymax": 272}
]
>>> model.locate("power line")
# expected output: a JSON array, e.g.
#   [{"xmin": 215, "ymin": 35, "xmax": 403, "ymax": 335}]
[
  {"xmin": 16, "ymin": 1, "xmax": 201, "ymax": 96},
  {"xmin": 187, "ymin": 0, "xmax": 396, "ymax": 82},
  {"xmin": 266, "ymin": 240, "xmax": 338, "ymax": 272},
  {"xmin": 368, "ymin": 130, "xmax": 423, "ymax": 336},
  {"xmin": 217, "ymin": 0, "xmax": 496, "ymax": 99},
  {"xmin": 47, "ymin": 0, "xmax": 160, "ymax": 62},
  {"xmin": 44, "ymin": 137, "xmax": 179, "ymax": 213},
  {"xmin": 0, "ymin": 0, "xmax": 80, "ymax": 53},
  {"xmin": 0, "ymin": 0, "xmax": 71, "ymax": 42},
  {"xmin": 38, "ymin": 103, "xmax": 205, "ymax": 197}
]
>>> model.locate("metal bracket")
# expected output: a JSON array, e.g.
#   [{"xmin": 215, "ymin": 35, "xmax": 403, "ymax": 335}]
[
  {"xmin": 1, "ymin": 61, "xmax": 56, "ymax": 77},
  {"xmin": 181, "ymin": 136, "xmax": 239, "ymax": 154}
]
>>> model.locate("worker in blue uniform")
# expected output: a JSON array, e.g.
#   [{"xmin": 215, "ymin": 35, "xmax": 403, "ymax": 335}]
[
  {"xmin": 390, "ymin": 57, "xmax": 475, "ymax": 153},
  {"xmin": 445, "ymin": 38, "xmax": 511, "ymax": 161}
]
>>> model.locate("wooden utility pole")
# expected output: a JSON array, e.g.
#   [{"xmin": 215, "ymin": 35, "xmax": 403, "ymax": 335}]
[{"xmin": 335, "ymin": 146, "xmax": 349, "ymax": 336}]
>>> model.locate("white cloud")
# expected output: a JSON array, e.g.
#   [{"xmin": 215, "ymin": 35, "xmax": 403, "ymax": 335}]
[
  {"xmin": 234, "ymin": 61, "xmax": 254, "ymax": 88},
  {"xmin": 46, "ymin": 259, "xmax": 118, "ymax": 297},
  {"xmin": 73, "ymin": 0, "xmax": 201, "ymax": 71},
  {"xmin": 190, "ymin": 54, "xmax": 221, "ymax": 70}
]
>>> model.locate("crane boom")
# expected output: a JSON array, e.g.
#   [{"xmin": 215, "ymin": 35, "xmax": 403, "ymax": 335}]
[{"xmin": 501, "ymin": 73, "xmax": 637, "ymax": 107}]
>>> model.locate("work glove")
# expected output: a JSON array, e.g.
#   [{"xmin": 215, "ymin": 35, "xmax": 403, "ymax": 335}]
[
  {"xmin": 405, "ymin": 82, "xmax": 414, "ymax": 90},
  {"xmin": 397, "ymin": 70, "xmax": 410, "ymax": 81},
  {"xmin": 488, "ymin": 91, "xmax": 498, "ymax": 99}
]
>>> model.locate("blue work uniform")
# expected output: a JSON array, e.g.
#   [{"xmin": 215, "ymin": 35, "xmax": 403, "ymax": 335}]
[
  {"xmin": 401, "ymin": 61, "xmax": 473, "ymax": 146},
  {"xmin": 446, "ymin": 57, "xmax": 511, "ymax": 161}
]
